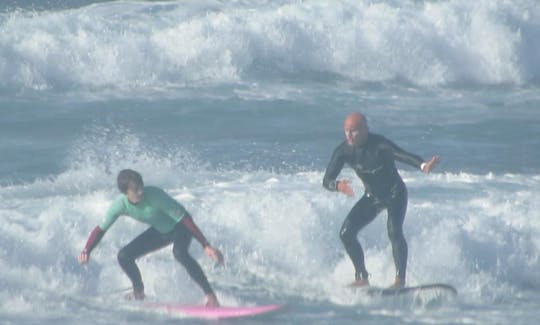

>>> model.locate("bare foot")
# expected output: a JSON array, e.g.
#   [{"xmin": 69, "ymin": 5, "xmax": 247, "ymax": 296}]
[
  {"xmin": 205, "ymin": 293, "xmax": 220, "ymax": 307},
  {"xmin": 348, "ymin": 278, "xmax": 370, "ymax": 287},
  {"xmin": 125, "ymin": 290, "xmax": 145, "ymax": 301},
  {"xmin": 389, "ymin": 277, "xmax": 405, "ymax": 288}
]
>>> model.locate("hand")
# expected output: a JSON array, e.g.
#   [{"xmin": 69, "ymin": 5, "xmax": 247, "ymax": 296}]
[
  {"xmin": 337, "ymin": 179, "xmax": 355, "ymax": 197},
  {"xmin": 78, "ymin": 250, "xmax": 89, "ymax": 264},
  {"xmin": 422, "ymin": 156, "xmax": 440, "ymax": 173},
  {"xmin": 204, "ymin": 245, "xmax": 224, "ymax": 265}
]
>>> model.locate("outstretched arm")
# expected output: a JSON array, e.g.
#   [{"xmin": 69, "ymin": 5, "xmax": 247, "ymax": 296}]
[
  {"xmin": 78, "ymin": 226, "xmax": 105, "ymax": 264},
  {"xmin": 182, "ymin": 215, "xmax": 223, "ymax": 264},
  {"xmin": 152, "ymin": 188, "xmax": 223, "ymax": 264},
  {"xmin": 78, "ymin": 197, "xmax": 123, "ymax": 264},
  {"xmin": 382, "ymin": 137, "xmax": 440, "ymax": 173}
]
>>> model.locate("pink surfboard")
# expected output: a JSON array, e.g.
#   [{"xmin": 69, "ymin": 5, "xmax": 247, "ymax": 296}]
[{"xmin": 144, "ymin": 303, "xmax": 284, "ymax": 319}]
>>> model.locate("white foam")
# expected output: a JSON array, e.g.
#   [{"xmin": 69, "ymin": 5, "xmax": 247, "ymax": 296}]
[
  {"xmin": 1, "ymin": 130, "xmax": 539, "ymax": 311},
  {"xmin": 0, "ymin": 0, "xmax": 538, "ymax": 94}
]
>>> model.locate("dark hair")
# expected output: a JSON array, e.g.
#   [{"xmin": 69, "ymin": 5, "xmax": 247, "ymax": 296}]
[{"xmin": 117, "ymin": 169, "xmax": 143, "ymax": 193}]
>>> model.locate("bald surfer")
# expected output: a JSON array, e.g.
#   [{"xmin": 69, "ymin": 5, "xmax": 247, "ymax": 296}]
[{"xmin": 323, "ymin": 113, "xmax": 439, "ymax": 287}]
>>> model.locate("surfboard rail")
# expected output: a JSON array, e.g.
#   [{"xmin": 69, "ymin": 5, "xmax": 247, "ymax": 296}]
[
  {"xmin": 363, "ymin": 283, "xmax": 457, "ymax": 296},
  {"xmin": 143, "ymin": 302, "xmax": 284, "ymax": 319}
]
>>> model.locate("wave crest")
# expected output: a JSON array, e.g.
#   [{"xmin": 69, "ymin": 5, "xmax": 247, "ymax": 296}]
[{"xmin": 0, "ymin": 0, "xmax": 538, "ymax": 92}]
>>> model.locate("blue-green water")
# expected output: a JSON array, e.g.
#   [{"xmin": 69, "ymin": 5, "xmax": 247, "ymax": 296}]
[{"xmin": 1, "ymin": 1, "xmax": 539, "ymax": 324}]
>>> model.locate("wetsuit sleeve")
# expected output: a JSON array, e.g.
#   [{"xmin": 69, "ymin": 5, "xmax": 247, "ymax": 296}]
[
  {"xmin": 182, "ymin": 214, "xmax": 210, "ymax": 248},
  {"xmin": 323, "ymin": 144, "xmax": 346, "ymax": 191},
  {"xmin": 381, "ymin": 137, "xmax": 425, "ymax": 169},
  {"xmin": 84, "ymin": 197, "xmax": 125, "ymax": 255},
  {"xmin": 153, "ymin": 189, "xmax": 188, "ymax": 223},
  {"xmin": 98, "ymin": 196, "xmax": 125, "ymax": 231},
  {"xmin": 83, "ymin": 226, "xmax": 105, "ymax": 254}
]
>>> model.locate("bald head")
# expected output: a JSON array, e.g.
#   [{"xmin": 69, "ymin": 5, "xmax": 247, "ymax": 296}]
[
  {"xmin": 344, "ymin": 112, "xmax": 369, "ymax": 146},
  {"xmin": 344, "ymin": 112, "xmax": 367, "ymax": 129}
]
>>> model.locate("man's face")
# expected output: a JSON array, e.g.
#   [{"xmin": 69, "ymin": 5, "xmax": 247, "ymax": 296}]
[
  {"xmin": 344, "ymin": 127, "xmax": 360, "ymax": 146},
  {"xmin": 126, "ymin": 182, "xmax": 144, "ymax": 204},
  {"xmin": 344, "ymin": 117, "xmax": 368, "ymax": 146}
]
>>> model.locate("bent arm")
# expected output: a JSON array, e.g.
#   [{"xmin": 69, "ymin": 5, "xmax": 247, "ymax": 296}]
[
  {"xmin": 383, "ymin": 138, "xmax": 424, "ymax": 169},
  {"xmin": 182, "ymin": 214, "xmax": 224, "ymax": 264},
  {"xmin": 80, "ymin": 197, "xmax": 123, "ymax": 263},
  {"xmin": 323, "ymin": 145, "xmax": 346, "ymax": 191},
  {"xmin": 182, "ymin": 214, "xmax": 210, "ymax": 248},
  {"xmin": 79, "ymin": 225, "xmax": 106, "ymax": 264},
  {"xmin": 83, "ymin": 226, "xmax": 105, "ymax": 255}
]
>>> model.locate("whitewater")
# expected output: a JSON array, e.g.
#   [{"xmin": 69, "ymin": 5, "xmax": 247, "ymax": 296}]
[{"xmin": 1, "ymin": 0, "xmax": 539, "ymax": 324}]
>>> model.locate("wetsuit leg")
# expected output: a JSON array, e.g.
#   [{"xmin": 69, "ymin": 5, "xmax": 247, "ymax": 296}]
[
  {"xmin": 386, "ymin": 183, "xmax": 408, "ymax": 282},
  {"xmin": 172, "ymin": 222, "xmax": 214, "ymax": 295},
  {"xmin": 117, "ymin": 227, "xmax": 171, "ymax": 292},
  {"xmin": 340, "ymin": 195, "xmax": 381, "ymax": 280}
]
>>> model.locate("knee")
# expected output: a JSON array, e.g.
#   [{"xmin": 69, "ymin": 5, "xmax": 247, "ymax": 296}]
[
  {"xmin": 173, "ymin": 246, "xmax": 190, "ymax": 264},
  {"xmin": 340, "ymin": 226, "xmax": 355, "ymax": 245},
  {"xmin": 117, "ymin": 247, "xmax": 133, "ymax": 265}
]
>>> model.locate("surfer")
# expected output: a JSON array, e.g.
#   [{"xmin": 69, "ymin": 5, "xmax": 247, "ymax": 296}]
[
  {"xmin": 323, "ymin": 113, "xmax": 439, "ymax": 288},
  {"xmin": 78, "ymin": 169, "xmax": 223, "ymax": 307}
]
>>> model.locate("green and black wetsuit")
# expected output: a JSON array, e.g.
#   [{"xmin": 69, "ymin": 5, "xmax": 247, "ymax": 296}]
[{"xmin": 323, "ymin": 133, "xmax": 424, "ymax": 282}]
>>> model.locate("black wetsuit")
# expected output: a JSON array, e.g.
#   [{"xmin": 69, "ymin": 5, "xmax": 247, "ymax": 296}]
[
  {"xmin": 117, "ymin": 220, "xmax": 213, "ymax": 295},
  {"xmin": 323, "ymin": 133, "xmax": 424, "ymax": 282}
]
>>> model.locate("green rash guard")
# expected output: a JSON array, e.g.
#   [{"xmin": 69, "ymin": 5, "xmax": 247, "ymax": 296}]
[{"xmin": 99, "ymin": 186, "xmax": 187, "ymax": 234}]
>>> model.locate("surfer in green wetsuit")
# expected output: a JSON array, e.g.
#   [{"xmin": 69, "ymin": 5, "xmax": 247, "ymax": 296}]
[
  {"xmin": 323, "ymin": 113, "xmax": 439, "ymax": 288},
  {"xmin": 78, "ymin": 169, "xmax": 223, "ymax": 307}
]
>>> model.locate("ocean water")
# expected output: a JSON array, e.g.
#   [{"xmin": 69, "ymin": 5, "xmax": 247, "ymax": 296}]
[{"xmin": 1, "ymin": 0, "xmax": 539, "ymax": 324}]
